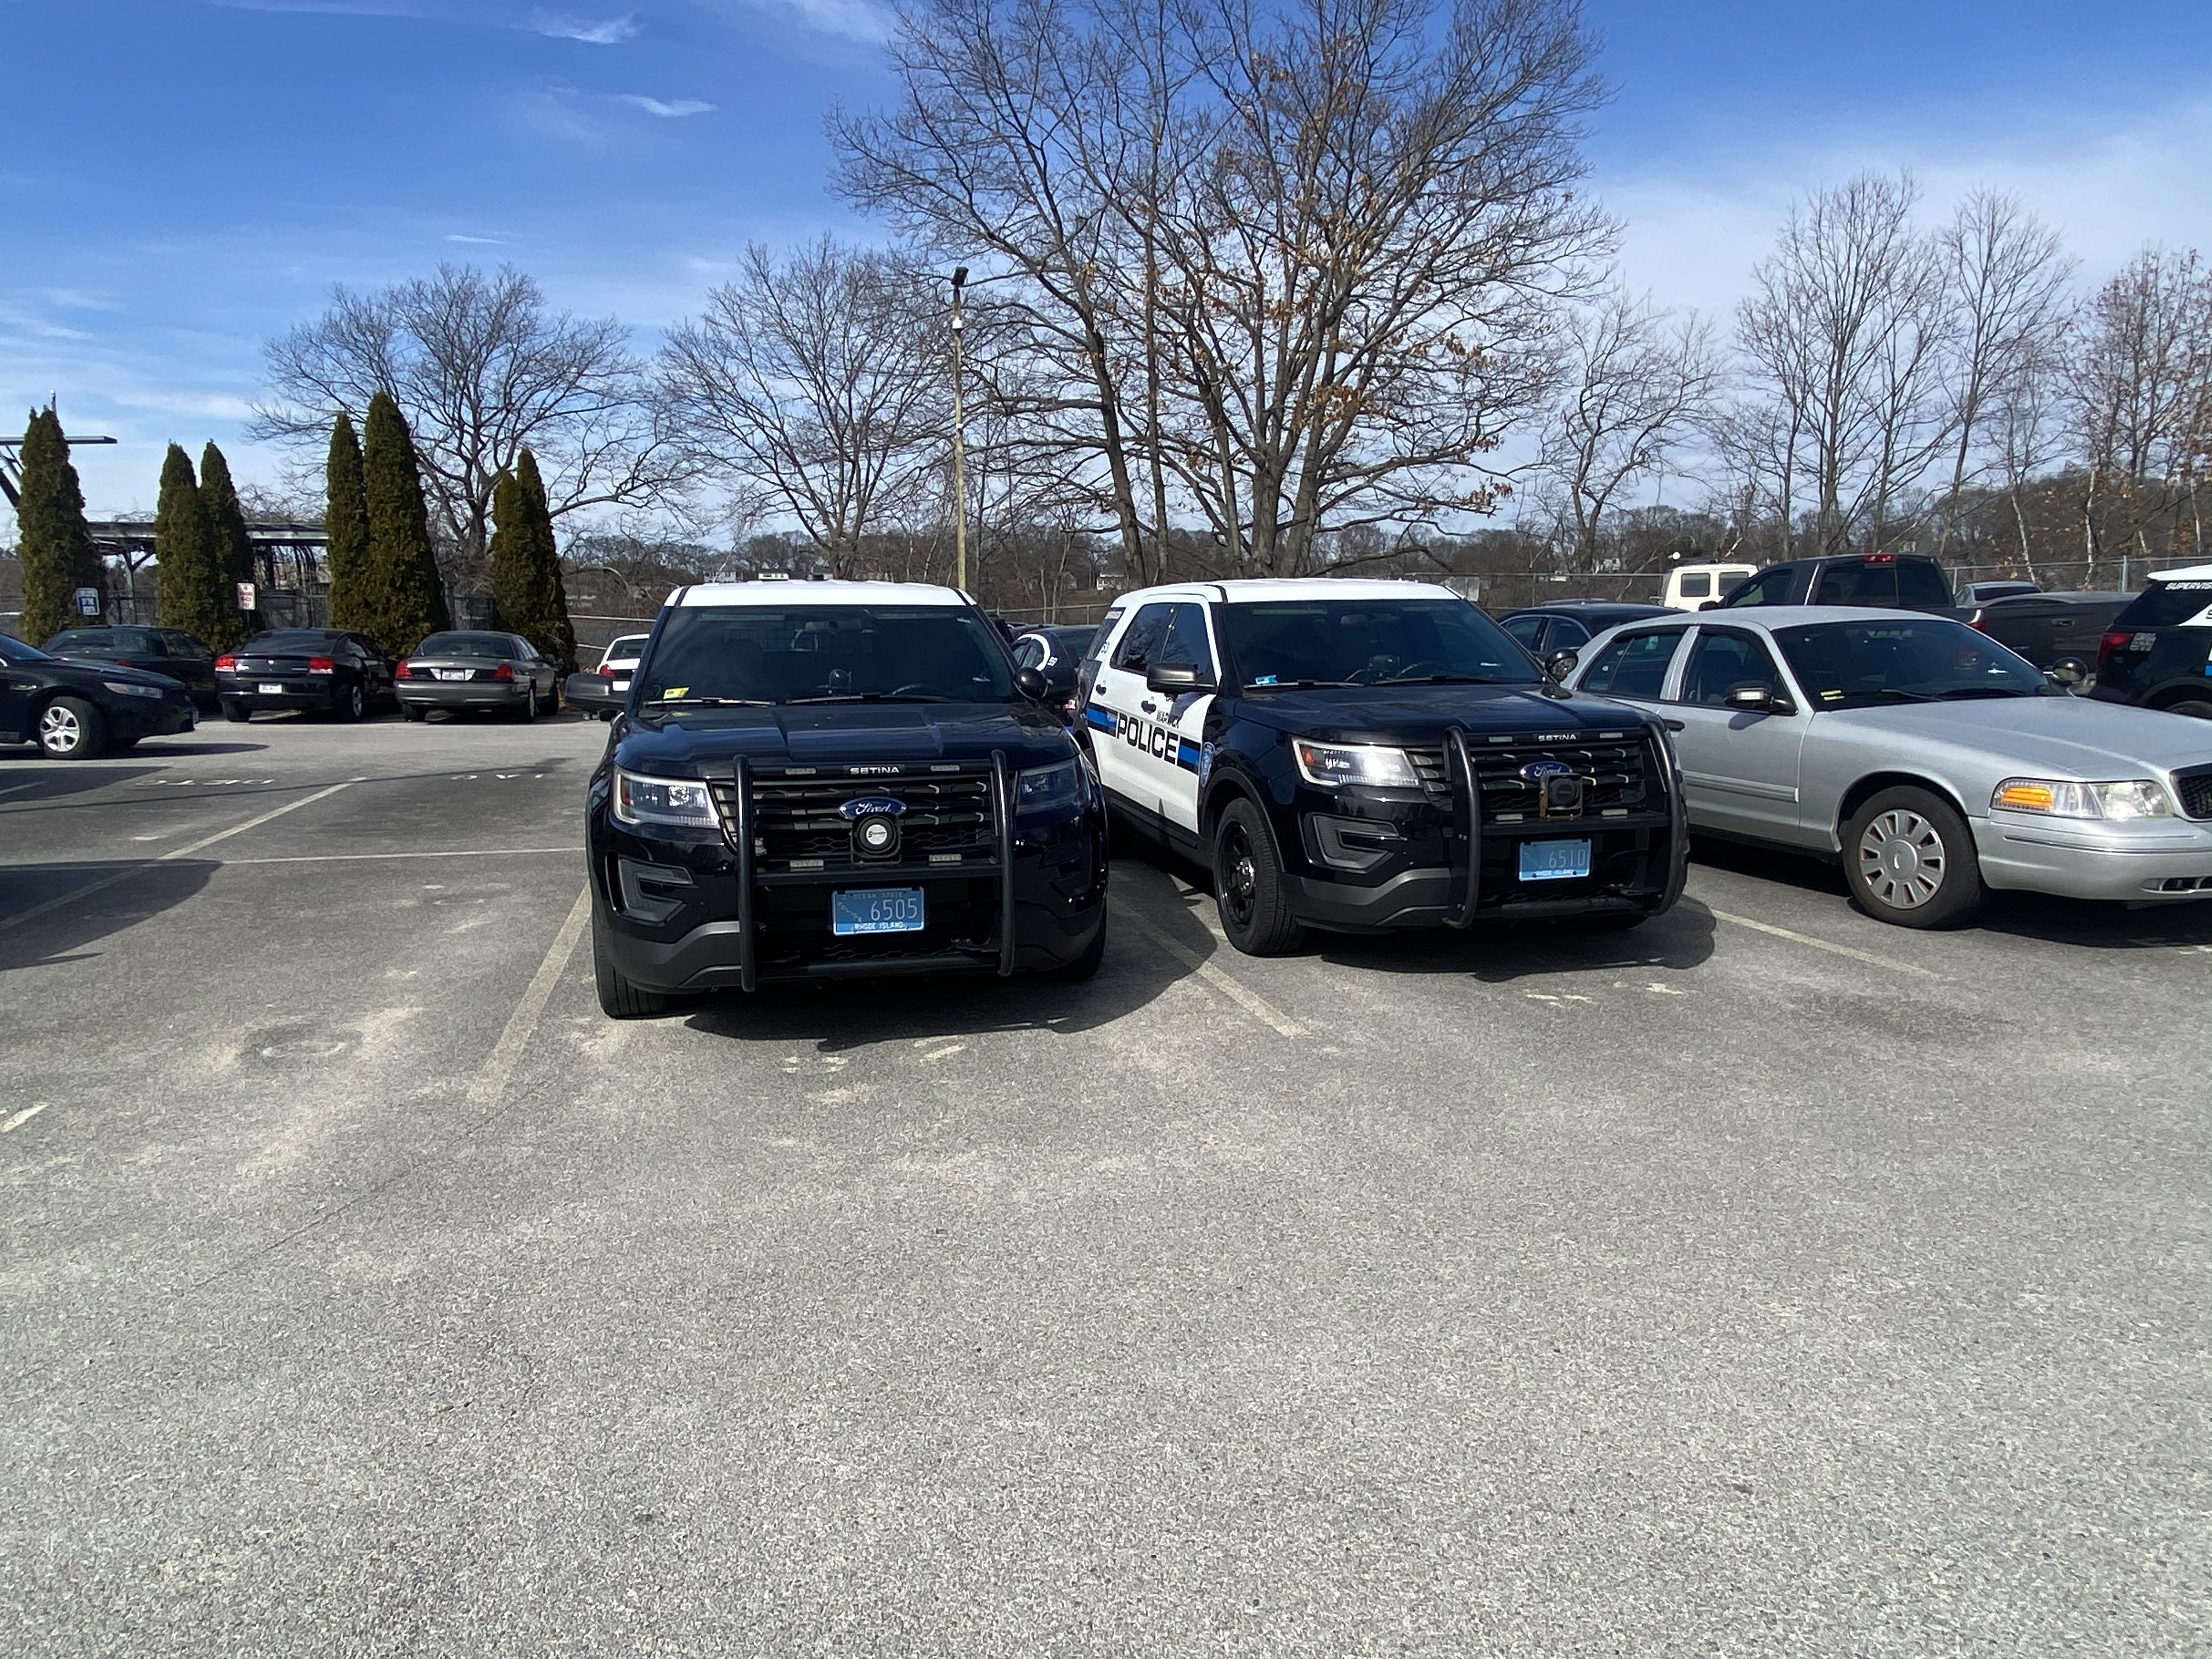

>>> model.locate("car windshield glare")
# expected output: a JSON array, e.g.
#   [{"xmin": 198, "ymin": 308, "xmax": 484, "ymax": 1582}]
[
  {"xmin": 0, "ymin": 634, "xmax": 53, "ymax": 663},
  {"xmin": 419, "ymin": 632, "xmax": 518, "ymax": 658},
  {"xmin": 1774, "ymin": 619, "xmax": 2043, "ymax": 706},
  {"xmin": 636, "ymin": 605, "xmax": 1015, "ymax": 704},
  {"xmin": 1217, "ymin": 599, "xmax": 1537, "ymax": 687}
]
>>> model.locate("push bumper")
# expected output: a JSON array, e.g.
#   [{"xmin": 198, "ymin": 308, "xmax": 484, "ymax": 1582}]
[{"xmin": 1976, "ymin": 813, "xmax": 2212, "ymax": 901}]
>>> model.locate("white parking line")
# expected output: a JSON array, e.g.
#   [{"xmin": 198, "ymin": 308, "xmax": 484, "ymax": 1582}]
[
  {"xmin": 0, "ymin": 781, "xmax": 355, "ymax": 935},
  {"xmin": 1110, "ymin": 898, "xmax": 1306, "ymax": 1037},
  {"xmin": 464, "ymin": 884, "xmax": 594, "ymax": 1111},
  {"xmin": 0, "ymin": 782, "xmax": 40, "ymax": 799},
  {"xmin": 1706, "ymin": 907, "xmax": 1939, "ymax": 979},
  {"xmin": 2, "ymin": 1102, "xmax": 48, "ymax": 1133}
]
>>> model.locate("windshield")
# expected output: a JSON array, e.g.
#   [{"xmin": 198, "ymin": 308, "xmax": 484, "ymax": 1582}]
[
  {"xmin": 637, "ymin": 604, "xmax": 1016, "ymax": 704},
  {"xmin": 47, "ymin": 630, "xmax": 129, "ymax": 651},
  {"xmin": 1774, "ymin": 618, "xmax": 2043, "ymax": 707},
  {"xmin": 1216, "ymin": 599, "xmax": 1537, "ymax": 687},
  {"xmin": 419, "ymin": 632, "xmax": 520, "ymax": 658},
  {"xmin": 0, "ymin": 634, "xmax": 53, "ymax": 664},
  {"xmin": 602, "ymin": 636, "xmax": 651, "ymax": 658}
]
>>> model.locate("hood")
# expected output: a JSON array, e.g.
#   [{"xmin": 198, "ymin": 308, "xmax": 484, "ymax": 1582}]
[
  {"xmin": 1827, "ymin": 695, "xmax": 2212, "ymax": 776},
  {"xmin": 613, "ymin": 699, "xmax": 1076, "ymax": 775},
  {"xmin": 1234, "ymin": 681, "xmax": 1651, "ymax": 744}
]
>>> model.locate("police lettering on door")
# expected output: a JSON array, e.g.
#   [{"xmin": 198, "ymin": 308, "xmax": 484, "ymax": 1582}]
[{"xmin": 1084, "ymin": 703, "xmax": 1203, "ymax": 772}]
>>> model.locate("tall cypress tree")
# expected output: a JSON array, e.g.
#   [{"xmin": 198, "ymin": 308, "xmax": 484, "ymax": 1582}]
[
  {"xmin": 15, "ymin": 409, "xmax": 100, "ymax": 644},
  {"xmin": 154, "ymin": 444, "xmax": 222, "ymax": 641},
  {"xmin": 362, "ymin": 391, "xmax": 449, "ymax": 654},
  {"xmin": 199, "ymin": 441, "xmax": 255, "ymax": 648},
  {"xmin": 324, "ymin": 413, "xmax": 371, "ymax": 635},
  {"xmin": 489, "ymin": 448, "xmax": 577, "ymax": 670}
]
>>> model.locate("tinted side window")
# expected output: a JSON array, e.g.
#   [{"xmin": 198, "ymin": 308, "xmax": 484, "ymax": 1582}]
[
  {"xmin": 1502, "ymin": 615, "xmax": 1544, "ymax": 650},
  {"xmin": 1113, "ymin": 603, "xmax": 1175, "ymax": 670},
  {"xmin": 1721, "ymin": 568, "xmax": 1793, "ymax": 608},
  {"xmin": 1549, "ymin": 617, "xmax": 1592, "ymax": 649},
  {"xmin": 1012, "ymin": 636, "xmax": 1045, "ymax": 669},
  {"xmin": 1581, "ymin": 630, "xmax": 1681, "ymax": 697},
  {"xmin": 1678, "ymin": 572, "xmax": 1711, "ymax": 599},
  {"xmin": 2114, "ymin": 581, "xmax": 2212, "ymax": 629},
  {"xmin": 1160, "ymin": 603, "xmax": 1216, "ymax": 675},
  {"xmin": 1679, "ymin": 629, "xmax": 1784, "ymax": 705}
]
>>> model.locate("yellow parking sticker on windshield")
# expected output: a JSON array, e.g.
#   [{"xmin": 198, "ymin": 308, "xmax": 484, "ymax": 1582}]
[
  {"xmin": 1820, "ymin": 689, "xmax": 1843, "ymax": 701},
  {"xmin": 664, "ymin": 686, "xmax": 687, "ymax": 697}
]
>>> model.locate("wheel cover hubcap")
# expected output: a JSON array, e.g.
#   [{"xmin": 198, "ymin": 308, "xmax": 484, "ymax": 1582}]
[
  {"xmin": 1858, "ymin": 809, "xmax": 1945, "ymax": 908},
  {"xmin": 40, "ymin": 706, "xmax": 80, "ymax": 749}
]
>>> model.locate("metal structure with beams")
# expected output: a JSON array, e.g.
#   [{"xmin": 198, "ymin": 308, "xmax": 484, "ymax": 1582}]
[{"xmin": 0, "ymin": 426, "xmax": 118, "ymax": 508}]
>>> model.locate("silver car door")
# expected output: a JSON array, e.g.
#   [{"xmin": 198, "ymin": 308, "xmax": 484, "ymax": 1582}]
[{"xmin": 1666, "ymin": 626, "xmax": 1809, "ymax": 842}]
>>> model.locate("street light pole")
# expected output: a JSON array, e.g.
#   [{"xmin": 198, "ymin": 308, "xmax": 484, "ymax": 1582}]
[{"xmin": 949, "ymin": 266, "xmax": 968, "ymax": 594}]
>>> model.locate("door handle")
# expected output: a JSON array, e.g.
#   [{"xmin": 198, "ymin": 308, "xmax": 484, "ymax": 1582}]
[
  {"xmin": 1663, "ymin": 719, "xmax": 1685, "ymax": 732},
  {"xmin": 1141, "ymin": 700, "xmax": 1158, "ymax": 714}
]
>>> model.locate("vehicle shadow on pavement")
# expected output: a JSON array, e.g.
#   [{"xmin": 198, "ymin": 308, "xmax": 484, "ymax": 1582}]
[
  {"xmin": 1689, "ymin": 834, "xmax": 1850, "ymax": 897},
  {"xmin": 1311, "ymin": 900, "xmax": 1718, "ymax": 982},
  {"xmin": 1975, "ymin": 891, "xmax": 2212, "ymax": 950},
  {"xmin": 0, "ymin": 859, "xmax": 219, "ymax": 973},
  {"xmin": 122, "ymin": 741, "xmax": 270, "ymax": 759},
  {"xmin": 0, "ymin": 763, "xmax": 166, "ymax": 803}
]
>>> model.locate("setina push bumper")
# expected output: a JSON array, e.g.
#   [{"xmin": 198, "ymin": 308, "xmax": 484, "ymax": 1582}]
[{"xmin": 590, "ymin": 751, "xmax": 1108, "ymax": 991}]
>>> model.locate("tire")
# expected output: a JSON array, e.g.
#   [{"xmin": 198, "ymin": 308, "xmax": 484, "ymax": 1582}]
[
  {"xmin": 1211, "ymin": 797, "xmax": 1305, "ymax": 955},
  {"xmin": 518, "ymin": 686, "xmax": 539, "ymax": 723},
  {"xmin": 222, "ymin": 700, "xmax": 253, "ymax": 724},
  {"xmin": 37, "ymin": 696, "xmax": 106, "ymax": 759},
  {"xmin": 1040, "ymin": 910, "xmax": 1108, "ymax": 982},
  {"xmin": 334, "ymin": 681, "xmax": 366, "ymax": 723},
  {"xmin": 1843, "ymin": 786, "xmax": 1985, "ymax": 929},
  {"xmin": 592, "ymin": 904, "xmax": 668, "ymax": 1019},
  {"xmin": 2163, "ymin": 697, "xmax": 2212, "ymax": 721},
  {"xmin": 401, "ymin": 704, "xmax": 426, "ymax": 723}
]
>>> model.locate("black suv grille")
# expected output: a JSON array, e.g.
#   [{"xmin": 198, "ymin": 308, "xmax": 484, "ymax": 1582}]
[
  {"xmin": 708, "ymin": 764, "xmax": 997, "ymax": 870},
  {"xmin": 1408, "ymin": 729, "xmax": 1654, "ymax": 820},
  {"xmin": 2175, "ymin": 765, "xmax": 2212, "ymax": 820}
]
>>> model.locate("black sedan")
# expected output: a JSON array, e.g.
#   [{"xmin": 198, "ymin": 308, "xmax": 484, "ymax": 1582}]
[
  {"xmin": 0, "ymin": 633, "xmax": 198, "ymax": 758},
  {"xmin": 1496, "ymin": 601, "xmax": 1677, "ymax": 662},
  {"xmin": 395, "ymin": 631, "xmax": 563, "ymax": 722},
  {"xmin": 216, "ymin": 629, "xmax": 393, "ymax": 722},
  {"xmin": 42, "ymin": 625, "xmax": 221, "ymax": 708},
  {"xmin": 1009, "ymin": 624, "xmax": 1099, "ymax": 720}
]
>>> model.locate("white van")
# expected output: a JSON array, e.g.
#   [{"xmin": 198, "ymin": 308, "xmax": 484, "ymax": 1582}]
[{"xmin": 1660, "ymin": 563, "xmax": 1758, "ymax": 611}]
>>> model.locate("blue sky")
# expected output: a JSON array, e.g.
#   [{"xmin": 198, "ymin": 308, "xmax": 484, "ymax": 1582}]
[{"xmin": 3, "ymin": 0, "xmax": 2208, "ymax": 516}]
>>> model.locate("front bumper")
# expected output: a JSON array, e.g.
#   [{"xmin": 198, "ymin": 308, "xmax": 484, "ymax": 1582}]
[
  {"xmin": 114, "ymin": 698, "xmax": 197, "ymax": 738},
  {"xmin": 1976, "ymin": 812, "xmax": 2212, "ymax": 901}
]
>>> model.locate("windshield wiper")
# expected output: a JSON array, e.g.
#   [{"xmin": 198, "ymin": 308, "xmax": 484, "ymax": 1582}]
[
  {"xmin": 642, "ymin": 696, "xmax": 771, "ymax": 708},
  {"xmin": 1379, "ymin": 673, "xmax": 1516, "ymax": 686},
  {"xmin": 785, "ymin": 692, "xmax": 957, "ymax": 704},
  {"xmin": 1246, "ymin": 679, "xmax": 1359, "ymax": 690},
  {"xmin": 1934, "ymin": 686, "xmax": 2033, "ymax": 700}
]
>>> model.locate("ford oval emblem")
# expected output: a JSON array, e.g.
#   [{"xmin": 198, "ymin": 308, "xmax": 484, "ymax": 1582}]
[
  {"xmin": 1520, "ymin": 759, "xmax": 1575, "ymax": 783},
  {"xmin": 838, "ymin": 795, "xmax": 907, "ymax": 820}
]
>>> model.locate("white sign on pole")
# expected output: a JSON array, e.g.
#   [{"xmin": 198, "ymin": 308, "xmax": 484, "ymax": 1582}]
[
  {"xmin": 72, "ymin": 586, "xmax": 101, "ymax": 617},
  {"xmin": 236, "ymin": 582, "xmax": 257, "ymax": 611}
]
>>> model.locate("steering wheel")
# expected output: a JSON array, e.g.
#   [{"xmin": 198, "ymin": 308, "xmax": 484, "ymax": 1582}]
[
  {"xmin": 1387, "ymin": 659, "xmax": 1445, "ymax": 681},
  {"xmin": 889, "ymin": 682, "xmax": 936, "ymax": 698}
]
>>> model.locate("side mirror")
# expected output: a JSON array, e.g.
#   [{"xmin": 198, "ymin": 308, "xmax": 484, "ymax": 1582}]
[
  {"xmin": 1146, "ymin": 661, "xmax": 1216, "ymax": 695},
  {"xmin": 1544, "ymin": 648, "xmax": 1579, "ymax": 685},
  {"xmin": 565, "ymin": 671, "xmax": 621, "ymax": 719},
  {"xmin": 1724, "ymin": 681, "xmax": 1795, "ymax": 715},
  {"xmin": 1013, "ymin": 665, "xmax": 1048, "ymax": 699},
  {"xmin": 2046, "ymin": 656, "xmax": 2089, "ymax": 689},
  {"xmin": 1697, "ymin": 600, "xmax": 1722, "ymax": 612}
]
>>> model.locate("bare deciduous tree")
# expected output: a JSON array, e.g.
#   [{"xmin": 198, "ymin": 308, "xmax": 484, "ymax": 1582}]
[
  {"xmin": 1736, "ymin": 172, "xmax": 1954, "ymax": 556},
  {"xmin": 255, "ymin": 266, "xmax": 674, "ymax": 577},
  {"xmin": 657, "ymin": 239, "xmax": 943, "ymax": 577},
  {"xmin": 1534, "ymin": 287, "xmax": 1720, "ymax": 566}
]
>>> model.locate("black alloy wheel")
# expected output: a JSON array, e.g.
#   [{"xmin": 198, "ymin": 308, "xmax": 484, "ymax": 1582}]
[
  {"xmin": 1211, "ymin": 798, "xmax": 1305, "ymax": 956},
  {"xmin": 1843, "ymin": 786, "xmax": 1985, "ymax": 929},
  {"xmin": 335, "ymin": 681, "xmax": 366, "ymax": 722},
  {"xmin": 37, "ymin": 696, "xmax": 105, "ymax": 759}
]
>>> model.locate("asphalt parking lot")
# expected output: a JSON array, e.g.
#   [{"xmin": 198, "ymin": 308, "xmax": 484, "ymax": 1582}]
[{"xmin": 3, "ymin": 710, "xmax": 2208, "ymax": 1656}]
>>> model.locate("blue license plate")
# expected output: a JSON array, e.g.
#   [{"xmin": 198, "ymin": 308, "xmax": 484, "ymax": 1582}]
[
  {"xmin": 831, "ymin": 887, "xmax": 926, "ymax": 936},
  {"xmin": 1518, "ymin": 839, "xmax": 1592, "ymax": 882}
]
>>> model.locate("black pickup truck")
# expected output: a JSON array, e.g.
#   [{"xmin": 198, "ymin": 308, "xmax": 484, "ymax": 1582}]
[
  {"xmin": 1076, "ymin": 579, "xmax": 1688, "ymax": 953},
  {"xmin": 577, "ymin": 582, "xmax": 1109, "ymax": 1017},
  {"xmin": 1714, "ymin": 553, "xmax": 2128, "ymax": 675}
]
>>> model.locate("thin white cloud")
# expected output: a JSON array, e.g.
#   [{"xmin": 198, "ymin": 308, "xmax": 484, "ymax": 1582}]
[
  {"xmin": 528, "ymin": 9, "xmax": 636, "ymax": 43},
  {"xmin": 699, "ymin": 0, "xmax": 891, "ymax": 46},
  {"xmin": 616, "ymin": 94, "xmax": 715, "ymax": 118},
  {"xmin": 444, "ymin": 233, "xmax": 511, "ymax": 244},
  {"xmin": 41, "ymin": 289, "xmax": 120, "ymax": 312}
]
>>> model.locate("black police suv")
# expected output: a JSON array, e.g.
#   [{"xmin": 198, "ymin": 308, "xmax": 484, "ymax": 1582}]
[
  {"xmin": 1077, "ymin": 580, "xmax": 1687, "ymax": 955},
  {"xmin": 584, "ymin": 583, "xmax": 1109, "ymax": 1017},
  {"xmin": 0, "ymin": 632, "xmax": 198, "ymax": 758},
  {"xmin": 2091, "ymin": 565, "xmax": 2212, "ymax": 721}
]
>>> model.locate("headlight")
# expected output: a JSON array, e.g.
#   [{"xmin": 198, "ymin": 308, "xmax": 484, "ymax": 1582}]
[
  {"xmin": 1015, "ymin": 757, "xmax": 1082, "ymax": 817},
  {"xmin": 1991, "ymin": 777, "xmax": 2176, "ymax": 821},
  {"xmin": 612, "ymin": 768, "xmax": 719, "ymax": 828},
  {"xmin": 1293, "ymin": 740, "xmax": 1418, "ymax": 788},
  {"xmin": 103, "ymin": 681, "xmax": 163, "ymax": 699}
]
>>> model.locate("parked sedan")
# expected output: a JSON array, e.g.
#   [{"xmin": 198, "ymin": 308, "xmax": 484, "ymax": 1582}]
[
  {"xmin": 42, "ymin": 625, "xmax": 220, "ymax": 708},
  {"xmin": 1567, "ymin": 606, "xmax": 2212, "ymax": 927},
  {"xmin": 395, "ymin": 631, "xmax": 561, "ymax": 722},
  {"xmin": 0, "ymin": 633, "xmax": 198, "ymax": 758},
  {"xmin": 217, "ymin": 629, "xmax": 393, "ymax": 721}
]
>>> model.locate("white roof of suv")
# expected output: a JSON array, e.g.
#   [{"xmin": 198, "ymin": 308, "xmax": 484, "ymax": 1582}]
[
  {"xmin": 669, "ymin": 579, "xmax": 969, "ymax": 608},
  {"xmin": 1113, "ymin": 578, "xmax": 1464, "ymax": 606}
]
